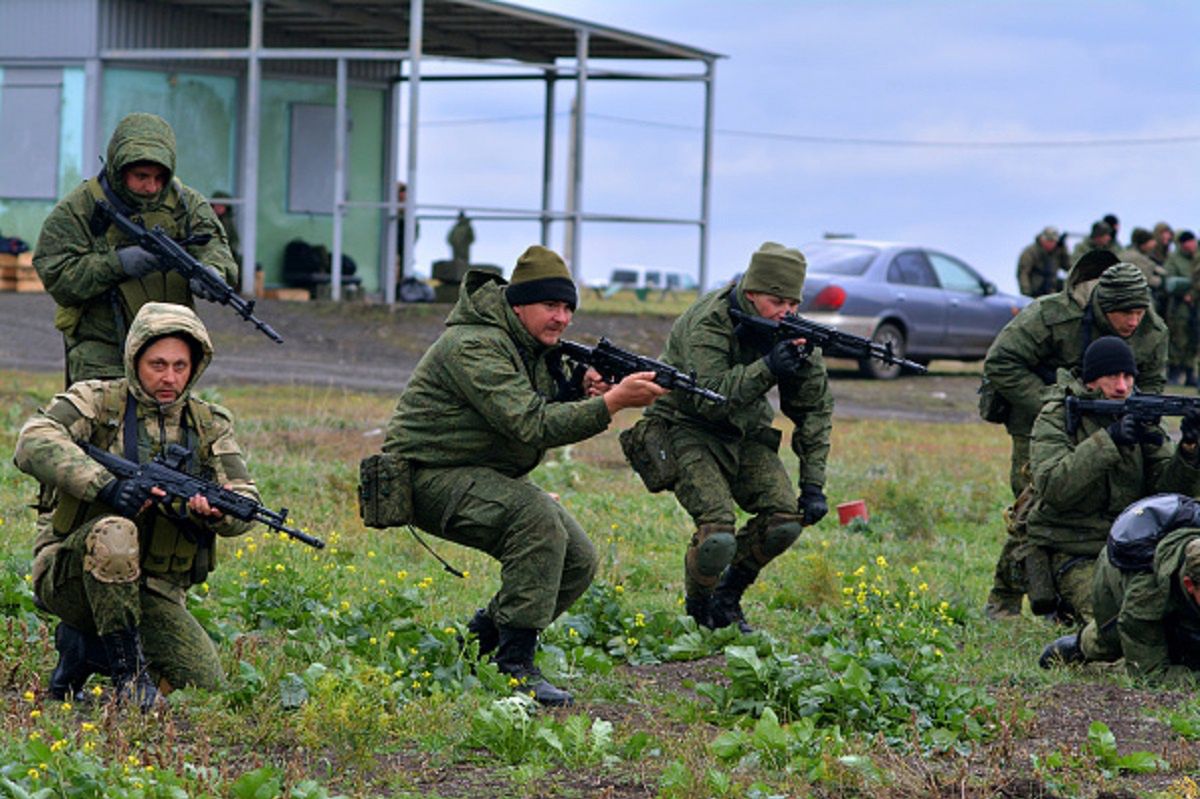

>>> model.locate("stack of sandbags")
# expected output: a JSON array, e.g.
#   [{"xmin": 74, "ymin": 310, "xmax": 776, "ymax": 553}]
[
  {"xmin": 431, "ymin": 259, "xmax": 502, "ymax": 303},
  {"xmin": 0, "ymin": 252, "xmax": 42, "ymax": 292}
]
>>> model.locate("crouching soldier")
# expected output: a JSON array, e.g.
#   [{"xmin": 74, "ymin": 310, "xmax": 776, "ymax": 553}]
[
  {"xmin": 15, "ymin": 302, "xmax": 259, "ymax": 708},
  {"xmin": 1041, "ymin": 494, "xmax": 1200, "ymax": 684}
]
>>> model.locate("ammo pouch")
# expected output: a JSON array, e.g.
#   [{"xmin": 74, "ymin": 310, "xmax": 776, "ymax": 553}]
[
  {"xmin": 619, "ymin": 417, "xmax": 676, "ymax": 493},
  {"xmin": 977, "ymin": 377, "xmax": 1010, "ymax": 424},
  {"xmin": 358, "ymin": 453, "xmax": 414, "ymax": 528}
]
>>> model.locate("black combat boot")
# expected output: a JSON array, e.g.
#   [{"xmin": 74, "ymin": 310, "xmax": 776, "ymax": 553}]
[
  {"xmin": 709, "ymin": 563, "xmax": 758, "ymax": 634},
  {"xmin": 494, "ymin": 626, "xmax": 573, "ymax": 707},
  {"xmin": 100, "ymin": 627, "xmax": 159, "ymax": 712},
  {"xmin": 684, "ymin": 595, "xmax": 714, "ymax": 630},
  {"xmin": 1038, "ymin": 633, "xmax": 1084, "ymax": 669},
  {"xmin": 465, "ymin": 608, "xmax": 500, "ymax": 658},
  {"xmin": 48, "ymin": 622, "xmax": 111, "ymax": 701}
]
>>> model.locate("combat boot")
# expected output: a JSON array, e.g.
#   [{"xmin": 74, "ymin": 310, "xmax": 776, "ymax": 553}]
[
  {"xmin": 1038, "ymin": 633, "xmax": 1084, "ymax": 669},
  {"xmin": 684, "ymin": 595, "xmax": 713, "ymax": 630},
  {"xmin": 709, "ymin": 563, "xmax": 758, "ymax": 634},
  {"xmin": 465, "ymin": 608, "xmax": 500, "ymax": 658},
  {"xmin": 100, "ymin": 627, "xmax": 159, "ymax": 712},
  {"xmin": 494, "ymin": 626, "xmax": 573, "ymax": 707},
  {"xmin": 983, "ymin": 591, "xmax": 1024, "ymax": 620},
  {"xmin": 48, "ymin": 622, "xmax": 111, "ymax": 701}
]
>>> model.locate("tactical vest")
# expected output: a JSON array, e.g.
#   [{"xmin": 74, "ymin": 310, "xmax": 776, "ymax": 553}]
[{"xmin": 51, "ymin": 379, "xmax": 218, "ymax": 582}]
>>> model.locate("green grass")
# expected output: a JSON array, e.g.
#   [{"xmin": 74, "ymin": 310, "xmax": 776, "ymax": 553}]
[{"xmin": 1, "ymin": 370, "xmax": 1197, "ymax": 798}]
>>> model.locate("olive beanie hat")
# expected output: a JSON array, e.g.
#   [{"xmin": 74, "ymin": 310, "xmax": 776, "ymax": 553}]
[
  {"xmin": 505, "ymin": 245, "xmax": 578, "ymax": 310},
  {"xmin": 741, "ymin": 242, "xmax": 806, "ymax": 301}
]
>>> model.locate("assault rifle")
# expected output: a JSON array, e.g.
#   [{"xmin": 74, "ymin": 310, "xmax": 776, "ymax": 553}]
[
  {"xmin": 728, "ymin": 307, "xmax": 928, "ymax": 375},
  {"xmin": 81, "ymin": 442, "xmax": 325, "ymax": 549},
  {"xmin": 559, "ymin": 338, "xmax": 727, "ymax": 405},
  {"xmin": 1064, "ymin": 393, "xmax": 1200, "ymax": 436},
  {"xmin": 95, "ymin": 199, "xmax": 284, "ymax": 344}
]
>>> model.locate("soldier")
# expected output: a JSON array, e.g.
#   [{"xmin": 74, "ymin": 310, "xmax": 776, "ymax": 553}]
[
  {"xmin": 981, "ymin": 259, "xmax": 1168, "ymax": 618},
  {"xmin": 1152, "ymin": 222, "xmax": 1175, "ymax": 266},
  {"xmin": 209, "ymin": 191, "xmax": 241, "ymax": 269},
  {"xmin": 1040, "ymin": 495, "xmax": 1200, "ymax": 682},
  {"xmin": 1017, "ymin": 226, "xmax": 1069, "ymax": 298},
  {"xmin": 1023, "ymin": 336, "xmax": 1200, "ymax": 624},
  {"xmin": 447, "ymin": 210, "xmax": 475, "ymax": 265},
  {"xmin": 1103, "ymin": 214, "xmax": 1122, "ymax": 250},
  {"xmin": 1118, "ymin": 227, "xmax": 1167, "ymax": 296},
  {"xmin": 626, "ymin": 242, "xmax": 832, "ymax": 633},
  {"xmin": 382, "ymin": 246, "xmax": 665, "ymax": 706},
  {"xmin": 1162, "ymin": 230, "xmax": 1199, "ymax": 385},
  {"xmin": 1071, "ymin": 220, "xmax": 1116, "ymax": 264},
  {"xmin": 14, "ymin": 303, "xmax": 260, "ymax": 709},
  {"xmin": 33, "ymin": 112, "xmax": 237, "ymax": 385}
]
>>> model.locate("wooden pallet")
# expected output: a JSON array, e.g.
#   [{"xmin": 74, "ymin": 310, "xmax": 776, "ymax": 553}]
[
  {"xmin": 261, "ymin": 287, "xmax": 310, "ymax": 301},
  {"xmin": 0, "ymin": 253, "xmax": 43, "ymax": 292}
]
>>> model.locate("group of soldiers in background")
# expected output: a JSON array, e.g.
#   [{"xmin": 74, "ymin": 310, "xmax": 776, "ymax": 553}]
[{"xmin": 1019, "ymin": 216, "xmax": 1200, "ymax": 385}]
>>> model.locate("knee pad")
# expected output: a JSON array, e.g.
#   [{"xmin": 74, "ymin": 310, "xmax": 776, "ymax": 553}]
[
  {"xmin": 685, "ymin": 523, "xmax": 736, "ymax": 588},
  {"xmin": 749, "ymin": 513, "xmax": 803, "ymax": 568},
  {"xmin": 83, "ymin": 517, "xmax": 140, "ymax": 584}
]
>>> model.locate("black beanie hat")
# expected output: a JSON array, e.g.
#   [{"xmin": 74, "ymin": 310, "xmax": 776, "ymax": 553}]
[
  {"xmin": 1082, "ymin": 336, "xmax": 1138, "ymax": 383},
  {"xmin": 505, "ymin": 245, "xmax": 578, "ymax": 310}
]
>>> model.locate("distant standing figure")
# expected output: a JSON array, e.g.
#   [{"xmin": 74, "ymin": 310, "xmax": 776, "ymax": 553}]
[
  {"xmin": 1163, "ymin": 230, "xmax": 1199, "ymax": 386},
  {"xmin": 1017, "ymin": 226, "xmax": 1069, "ymax": 298},
  {"xmin": 447, "ymin": 210, "xmax": 475, "ymax": 264},
  {"xmin": 210, "ymin": 191, "xmax": 241, "ymax": 268},
  {"xmin": 1119, "ymin": 228, "xmax": 1167, "ymax": 296},
  {"xmin": 1071, "ymin": 220, "xmax": 1116, "ymax": 264},
  {"xmin": 1152, "ymin": 222, "xmax": 1175, "ymax": 266},
  {"xmin": 1103, "ymin": 213, "xmax": 1122, "ymax": 250}
]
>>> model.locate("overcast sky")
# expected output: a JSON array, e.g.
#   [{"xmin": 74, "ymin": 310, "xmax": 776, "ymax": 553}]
[{"xmin": 407, "ymin": 0, "xmax": 1200, "ymax": 295}]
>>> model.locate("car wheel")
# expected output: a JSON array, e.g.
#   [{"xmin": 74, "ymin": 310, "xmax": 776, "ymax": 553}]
[{"xmin": 859, "ymin": 322, "xmax": 905, "ymax": 380}]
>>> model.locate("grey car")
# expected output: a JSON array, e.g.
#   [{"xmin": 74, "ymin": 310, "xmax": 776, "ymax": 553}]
[{"xmin": 797, "ymin": 240, "xmax": 1030, "ymax": 379}]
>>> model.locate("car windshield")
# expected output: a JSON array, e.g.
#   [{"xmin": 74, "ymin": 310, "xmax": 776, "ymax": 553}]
[{"xmin": 802, "ymin": 242, "xmax": 878, "ymax": 276}]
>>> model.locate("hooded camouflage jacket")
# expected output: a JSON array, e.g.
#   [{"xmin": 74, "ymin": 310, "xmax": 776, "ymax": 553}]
[
  {"xmin": 643, "ymin": 281, "xmax": 832, "ymax": 487},
  {"xmin": 14, "ymin": 303, "xmax": 258, "ymax": 583},
  {"xmin": 983, "ymin": 259, "xmax": 1168, "ymax": 437},
  {"xmin": 33, "ymin": 113, "xmax": 237, "ymax": 382},
  {"xmin": 1016, "ymin": 238, "xmax": 1069, "ymax": 297},
  {"xmin": 1025, "ymin": 374, "xmax": 1200, "ymax": 555},
  {"xmin": 383, "ymin": 271, "xmax": 611, "ymax": 476},
  {"xmin": 1092, "ymin": 527, "xmax": 1200, "ymax": 682}
]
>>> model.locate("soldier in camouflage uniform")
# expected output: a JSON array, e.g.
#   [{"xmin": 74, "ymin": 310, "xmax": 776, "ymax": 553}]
[
  {"xmin": 1152, "ymin": 222, "xmax": 1174, "ymax": 266},
  {"xmin": 632, "ymin": 242, "xmax": 833, "ymax": 633},
  {"xmin": 382, "ymin": 246, "xmax": 665, "ymax": 706},
  {"xmin": 981, "ymin": 259, "xmax": 1168, "ymax": 618},
  {"xmin": 1118, "ymin": 227, "xmax": 1167, "ymax": 298},
  {"xmin": 34, "ymin": 112, "xmax": 237, "ymax": 385},
  {"xmin": 447, "ymin": 211, "xmax": 474, "ymax": 265},
  {"xmin": 1070, "ymin": 220, "xmax": 1117, "ymax": 264},
  {"xmin": 14, "ymin": 303, "xmax": 259, "ymax": 709},
  {"xmin": 1041, "ymin": 502, "xmax": 1200, "ymax": 683},
  {"xmin": 1162, "ymin": 231, "xmax": 1199, "ymax": 385},
  {"xmin": 1024, "ymin": 337, "xmax": 1200, "ymax": 624},
  {"xmin": 1017, "ymin": 226, "xmax": 1069, "ymax": 298}
]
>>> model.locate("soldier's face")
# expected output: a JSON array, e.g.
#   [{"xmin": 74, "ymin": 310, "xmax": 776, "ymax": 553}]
[
  {"xmin": 123, "ymin": 163, "xmax": 167, "ymax": 197},
  {"xmin": 745, "ymin": 291, "xmax": 800, "ymax": 321},
  {"xmin": 513, "ymin": 300, "xmax": 573, "ymax": 346},
  {"xmin": 1104, "ymin": 308, "xmax": 1145, "ymax": 338},
  {"xmin": 1087, "ymin": 372, "xmax": 1135, "ymax": 400},
  {"xmin": 137, "ymin": 337, "xmax": 193, "ymax": 404}
]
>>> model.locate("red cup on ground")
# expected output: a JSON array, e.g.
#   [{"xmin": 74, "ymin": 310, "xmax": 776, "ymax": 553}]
[{"xmin": 837, "ymin": 499, "xmax": 869, "ymax": 526}]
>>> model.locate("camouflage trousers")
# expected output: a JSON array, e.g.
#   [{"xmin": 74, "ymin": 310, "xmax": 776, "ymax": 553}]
[
  {"xmin": 666, "ymin": 426, "xmax": 797, "ymax": 593},
  {"xmin": 411, "ymin": 465, "xmax": 597, "ymax": 631},
  {"xmin": 1079, "ymin": 566, "xmax": 1123, "ymax": 663},
  {"xmin": 1048, "ymin": 551, "xmax": 1098, "ymax": 625},
  {"xmin": 987, "ymin": 435, "xmax": 1033, "ymax": 611},
  {"xmin": 32, "ymin": 515, "xmax": 223, "ymax": 691}
]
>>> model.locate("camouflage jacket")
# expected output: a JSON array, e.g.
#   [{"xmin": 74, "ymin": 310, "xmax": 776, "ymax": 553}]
[
  {"xmin": 644, "ymin": 280, "xmax": 833, "ymax": 487},
  {"xmin": 1016, "ymin": 239, "xmax": 1068, "ymax": 298},
  {"xmin": 383, "ymin": 271, "xmax": 611, "ymax": 477},
  {"xmin": 14, "ymin": 303, "xmax": 257, "ymax": 582},
  {"xmin": 33, "ymin": 113, "xmax": 237, "ymax": 382},
  {"xmin": 1093, "ymin": 527, "xmax": 1200, "ymax": 682},
  {"xmin": 1025, "ymin": 375, "xmax": 1200, "ymax": 554},
  {"xmin": 1118, "ymin": 247, "xmax": 1167, "ymax": 291},
  {"xmin": 1071, "ymin": 237, "xmax": 1120, "ymax": 263},
  {"xmin": 983, "ymin": 260, "xmax": 1168, "ymax": 437},
  {"xmin": 1163, "ymin": 249, "xmax": 1198, "ymax": 322}
]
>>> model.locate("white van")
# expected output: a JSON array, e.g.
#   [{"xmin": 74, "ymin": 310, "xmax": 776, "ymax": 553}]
[{"xmin": 606, "ymin": 265, "xmax": 698, "ymax": 293}]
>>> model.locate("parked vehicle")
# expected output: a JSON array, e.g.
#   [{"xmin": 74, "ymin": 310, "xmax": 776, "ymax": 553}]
[
  {"xmin": 606, "ymin": 266, "xmax": 698, "ymax": 292},
  {"xmin": 796, "ymin": 240, "xmax": 1030, "ymax": 379}
]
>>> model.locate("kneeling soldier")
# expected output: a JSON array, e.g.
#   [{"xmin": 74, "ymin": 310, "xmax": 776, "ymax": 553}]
[{"xmin": 15, "ymin": 302, "xmax": 260, "ymax": 708}]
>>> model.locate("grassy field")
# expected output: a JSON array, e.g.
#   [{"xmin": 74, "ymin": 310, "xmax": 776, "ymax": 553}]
[{"xmin": 1, "ymin": 369, "xmax": 1197, "ymax": 798}]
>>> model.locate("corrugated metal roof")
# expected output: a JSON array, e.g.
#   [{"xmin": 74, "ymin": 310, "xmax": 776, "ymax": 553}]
[{"xmin": 144, "ymin": 0, "xmax": 722, "ymax": 63}]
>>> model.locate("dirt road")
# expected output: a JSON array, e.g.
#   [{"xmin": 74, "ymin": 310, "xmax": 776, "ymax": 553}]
[{"xmin": 0, "ymin": 293, "xmax": 985, "ymax": 421}]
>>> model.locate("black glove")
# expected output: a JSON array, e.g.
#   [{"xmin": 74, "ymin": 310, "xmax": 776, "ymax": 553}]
[
  {"xmin": 96, "ymin": 478, "xmax": 153, "ymax": 519},
  {"xmin": 798, "ymin": 483, "xmax": 828, "ymax": 526},
  {"xmin": 188, "ymin": 265, "xmax": 225, "ymax": 302},
  {"xmin": 764, "ymin": 340, "xmax": 807, "ymax": 380},
  {"xmin": 1106, "ymin": 415, "xmax": 1139, "ymax": 447},
  {"xmin": 1182, "ymin": 408, "xmax": 1200, "ymax": 446},
  {"xmin": 116, "ymin": 246, "xmax": 161, "ymax": 278}
]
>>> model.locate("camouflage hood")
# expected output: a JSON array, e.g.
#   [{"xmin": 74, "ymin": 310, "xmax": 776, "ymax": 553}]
[
  {"xmin": 123, "ymin": 302, "xmax": 213, "ymax": 408},
  {"xmin": 445, "ymin": 269, "xmax": 539, "ymax": 350},
  {"xmin": 1064, "ymin": 249, "xmax": 1121, "ymax": 307},
  {"xmin": 104, "ymin": 112, "xmax": 177, "ymax": 211}
]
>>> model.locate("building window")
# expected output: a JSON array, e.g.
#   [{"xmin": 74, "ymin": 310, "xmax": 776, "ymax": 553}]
[
  {"xmin": 0, "ymin": 68, "xmax": 62, "ymax": 200},
  {"xmin": 288, "ymin": 103, "xmax": 351, "ymax": 215}
]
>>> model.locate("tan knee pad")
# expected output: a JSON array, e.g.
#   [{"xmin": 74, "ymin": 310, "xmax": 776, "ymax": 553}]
[
  {"xmin": 686, "ymin": 523, "xmax": 737, "ymax": 590},
  {"xmin": 83, "ymin": 517, "xmax": 141, "ymax": 584},
  {"xmin": 749, "ymin": 512, "xmax": 804, "ymax": 569}
]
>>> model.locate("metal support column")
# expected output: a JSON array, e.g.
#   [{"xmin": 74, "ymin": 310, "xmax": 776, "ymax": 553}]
[
  {"xmin": 383, "ymin": 78, "xmax": 402, "ymax": 304},
  {"xmin": 699, "ymin": 58, "xmax": 716, "ymax": 292},
  {"xmin": 239, "ymin": 0, "xmax": 262, "ymax": 296},
  {"xmin": 83, "ymin": 59, "xmax": 103, "ymax": 172},
  {"xmin": 540, "ymin": 69, "xmax": 556, "ymax": 246},
  {"xmin": 400, "ymin": 0, "xmax": 424, "ymax": 294},
  {"xmin": 331, "ymin": 57, "xmax": 347, "ymax": 300},
  {"xmin": 567, "ymin": 30, "xmax": 588, "ymax": 280}
]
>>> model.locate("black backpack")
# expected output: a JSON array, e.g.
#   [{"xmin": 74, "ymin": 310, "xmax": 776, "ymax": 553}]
[{"xmin": 1107, "ymin": 494, "xmax": 1200, "ymax": 573}]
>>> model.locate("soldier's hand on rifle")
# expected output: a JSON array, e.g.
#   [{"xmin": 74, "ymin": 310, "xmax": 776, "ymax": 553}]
[
  {"xmin": 187, "ymin": 490, "xmax": 225, "ymax": 519},
  {"xmin": 188, "ymin": 265, "xmax": 225, "ymax": 301},
  {"xmin": 798, "ymin": 483, "xmax": 828, "ymax": 525},
  {"xmin": 116, "ymin": 245, "xmax": 162, "ymax": 278},
  {"xmin": 582, "ymin": 367, "xmax": 610, "ymax": 398},
  {"xmin": 764, "ymin": 339, "xmax": 807, "ymax": 379},
  {"xmin": 602, "ymin": 371, "xmax": 667, "ymax": 415},
  {"xmin": 1107, "ymin": 415, "xmax": 1140, "ymax": 447},
  {"xmin": 97, "ymin": 479, "xmax": 164, "ymax": 518}
]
